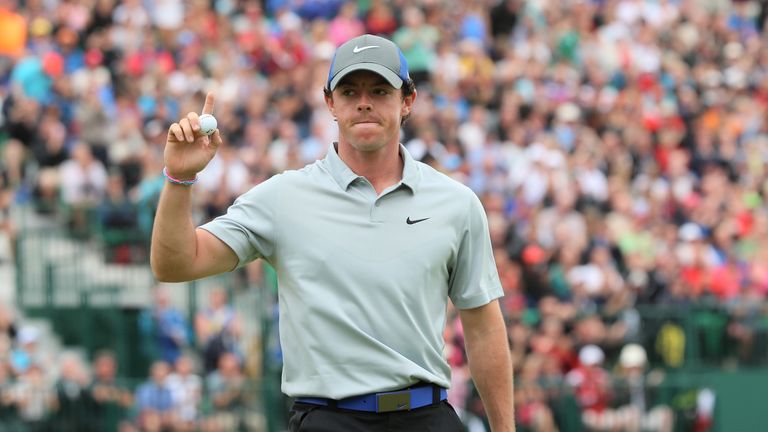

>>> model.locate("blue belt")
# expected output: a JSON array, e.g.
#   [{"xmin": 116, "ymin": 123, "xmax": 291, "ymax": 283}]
[{"xmin": 295, "ymin": 384, "xmax": 447, "ymax": 413}]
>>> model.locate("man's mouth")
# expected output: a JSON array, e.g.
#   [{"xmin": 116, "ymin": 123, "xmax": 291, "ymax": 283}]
[{"xmin": 353, "ymin": 119, "xmax": 379, "ymax": 125}]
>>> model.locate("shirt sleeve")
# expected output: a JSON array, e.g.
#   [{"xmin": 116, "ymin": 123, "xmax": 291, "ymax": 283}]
[
  {"xmin": 448, "ymin": 190, "xmax": 504, "ymax": 309},
  {"xmin": 199, "ymin": 174, "xmax": 281, "ymax": 267}
]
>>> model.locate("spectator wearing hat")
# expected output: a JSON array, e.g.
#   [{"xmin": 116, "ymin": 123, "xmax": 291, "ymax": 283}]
[
  {"xmin": 612, "ymin": 344, "xmax": 675, "ymax": 432},
  {"xmin": 519, "ymin": 243, "xmax": 553, "ymax": 302},
  {"xmin": 10, "ymin": 326, "xmax": 48, "ymax": 377},
  {"xmin": 565, "ymin": 344, "xmax": 614, "ymax": 430}
]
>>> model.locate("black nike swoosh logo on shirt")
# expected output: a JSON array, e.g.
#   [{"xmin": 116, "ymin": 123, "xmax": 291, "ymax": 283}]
[{"xmin": 406, "ymin": 217, "xmax": 430, "ymax": 225}]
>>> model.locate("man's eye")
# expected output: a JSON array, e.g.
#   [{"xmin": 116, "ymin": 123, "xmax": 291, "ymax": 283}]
[
  {"xmin": 374, "ymin": 89, "xmax": 389, "ymax": 95},
  {"xmin": 341, "ymin": 89, "xmax": 355, "ymax": 96}
]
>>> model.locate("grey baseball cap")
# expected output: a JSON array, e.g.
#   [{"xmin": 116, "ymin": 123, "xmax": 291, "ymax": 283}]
[{"xmin": 326, "ymin": 34, "xmax": 410, "ymax": 91}]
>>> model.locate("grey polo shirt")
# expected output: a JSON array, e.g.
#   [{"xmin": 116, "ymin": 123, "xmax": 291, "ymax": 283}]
[{"xmin": 200, "ymin": 144, "xmax": 503, "ymax": 399}]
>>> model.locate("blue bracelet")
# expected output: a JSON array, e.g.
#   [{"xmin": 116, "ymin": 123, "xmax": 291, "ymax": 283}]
[{"xmin": 163, "ymin": 167, "xmax": 198, "ymax": 185}]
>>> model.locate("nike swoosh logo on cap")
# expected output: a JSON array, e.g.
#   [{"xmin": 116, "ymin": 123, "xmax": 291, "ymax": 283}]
[{"xmin": 352, "ymin": 45, "xmax": 379, "ymax": 53}]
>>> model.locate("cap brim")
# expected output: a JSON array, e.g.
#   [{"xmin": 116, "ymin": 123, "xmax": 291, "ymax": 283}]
[{"xmin": 328, "ymin": 63, "xmax": 403, "ymax": 91}]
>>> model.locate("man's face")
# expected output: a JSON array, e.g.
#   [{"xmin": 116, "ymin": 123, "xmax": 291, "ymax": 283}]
[{"xmin": 325, "ymin": 70, "xmax": 415, "ymax": 153}]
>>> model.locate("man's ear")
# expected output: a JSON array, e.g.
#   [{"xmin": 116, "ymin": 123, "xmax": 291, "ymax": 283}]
[
  {"xmin": 324, "ymin": 91, "xmax": 336, "ymax": 117},
  {"xmin": 402, "ymin": 88, "xmax": 417, "ymax": 117}
]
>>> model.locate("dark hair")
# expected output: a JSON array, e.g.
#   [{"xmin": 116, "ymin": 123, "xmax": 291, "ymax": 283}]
[
  {"xmin": 400, "ymin": 78, "xmax": 416, "ymax": 125},
  {"xmin": 323, "ymin": 78, "xmax": 417, "ymax": 125}
]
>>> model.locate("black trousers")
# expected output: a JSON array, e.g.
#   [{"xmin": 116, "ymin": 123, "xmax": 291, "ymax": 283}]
[{"xmin": 288, "ymin": 401, "xmax": 465, "ymax": 432}]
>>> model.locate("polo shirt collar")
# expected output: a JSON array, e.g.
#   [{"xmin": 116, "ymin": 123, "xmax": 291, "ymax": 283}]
[
  {"xmin": 399, "ymin": 143, "xmax": 420, "ymax": 192},
  {"xmin": 325, "ymin": 143, "xmax": 421, "ymax": 192},
  {"xmin": 326, "ymin": 143, "xmax": 359, "ymax": 190}
]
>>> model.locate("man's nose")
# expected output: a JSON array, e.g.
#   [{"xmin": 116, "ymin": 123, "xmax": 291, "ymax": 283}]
[{"xmin": 357, "ymin": 93, "xmax": 373, "ymax": 111}]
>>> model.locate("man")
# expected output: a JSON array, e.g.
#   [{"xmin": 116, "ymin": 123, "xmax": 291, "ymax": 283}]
[
  {"xmin": 613, "ymin": 344, "xmax": 674, "ymax": 432},
  {"xmin": 151, "ymin": 34, "xmax": 514, "ymax": 430},
  {"xmin": 90, "ymin": 351, "xmax": 133, "ymax": 432}
]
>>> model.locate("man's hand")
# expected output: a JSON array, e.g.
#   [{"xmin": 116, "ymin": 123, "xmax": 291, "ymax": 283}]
[{"xmin": 165, "ymin": 92, "xmax": 223, "ymax": 180}]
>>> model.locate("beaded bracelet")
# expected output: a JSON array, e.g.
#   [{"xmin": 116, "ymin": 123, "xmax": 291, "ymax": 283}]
[{"xmin": 163, "ymin": 167, "xmax": 198, "ymax": 186}]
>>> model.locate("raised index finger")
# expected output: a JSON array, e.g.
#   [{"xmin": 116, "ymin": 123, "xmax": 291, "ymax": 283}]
[{"xmin": 202, "ymin": 92, "xmax": 215, "ymax": 115}]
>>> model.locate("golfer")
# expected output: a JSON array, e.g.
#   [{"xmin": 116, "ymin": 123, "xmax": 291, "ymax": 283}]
[{"xmin": 151, "ymin": 34, "xmax": 514, "ymax": 431}]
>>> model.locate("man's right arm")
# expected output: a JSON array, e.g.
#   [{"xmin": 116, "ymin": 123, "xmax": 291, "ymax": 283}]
[
  {"xmin": 150, "ymin": 92, "xmax": 238, "ymax": 282},
  {"xmin": 150, "ymin": 182, "xmax": 238, "ymax": 282}
]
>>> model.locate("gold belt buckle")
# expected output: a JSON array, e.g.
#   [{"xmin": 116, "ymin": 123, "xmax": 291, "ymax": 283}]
[{"xmin": 376, "ymin": 390, "xmax": 411, "ymax": 412}]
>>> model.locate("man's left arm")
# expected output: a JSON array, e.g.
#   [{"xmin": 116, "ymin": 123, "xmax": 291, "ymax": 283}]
[{"xmin": 459, "ymin": 300, "xmax": 515, "ymax": 432}]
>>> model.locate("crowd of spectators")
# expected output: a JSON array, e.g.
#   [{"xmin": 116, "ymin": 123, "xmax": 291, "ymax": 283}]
[
  {"xmin": 0, "ymin": 289, "xmax": 257, "ymax": 431},
  {"xmin": 2, "ymin": 0, "xmax": 768, "ymax": 430}
]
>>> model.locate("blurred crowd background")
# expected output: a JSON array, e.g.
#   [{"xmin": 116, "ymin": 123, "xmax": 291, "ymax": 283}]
[{"xmin": 2, "ymin": 0, "xmax": 768, "ymax": 430}]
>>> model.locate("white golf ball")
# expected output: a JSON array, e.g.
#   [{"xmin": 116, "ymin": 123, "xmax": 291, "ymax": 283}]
[{"xmin": 199, "ymin": 114, "xmax": 217, "ymax": 136}]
